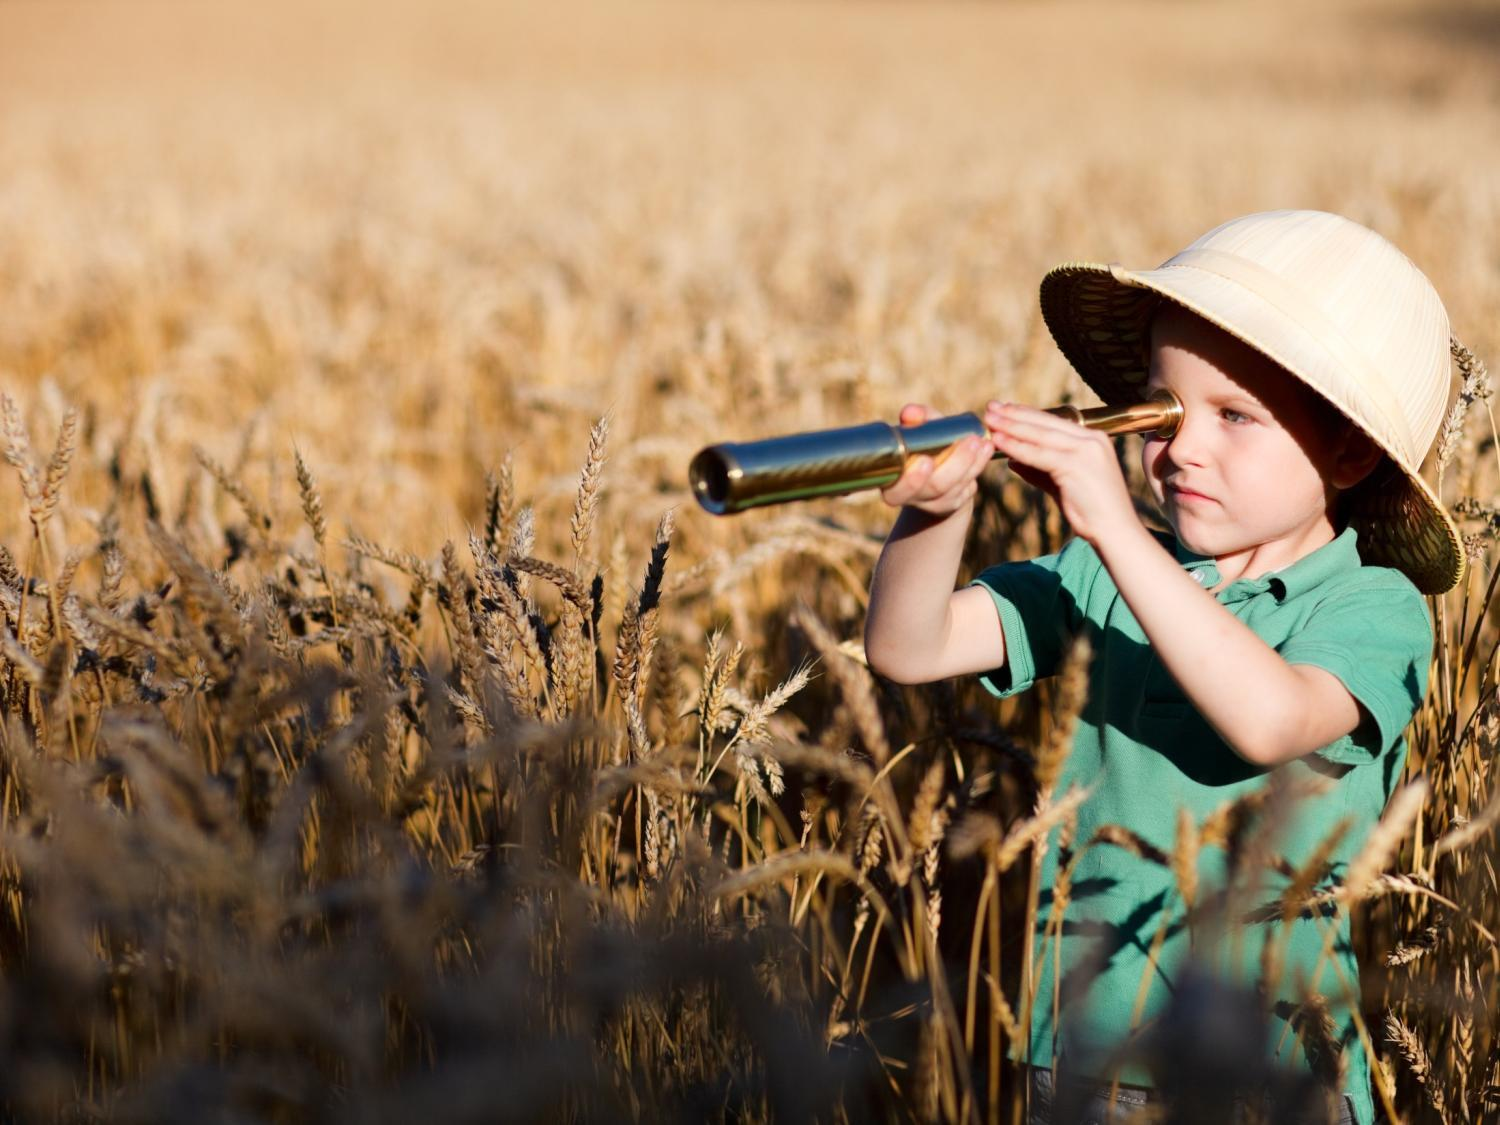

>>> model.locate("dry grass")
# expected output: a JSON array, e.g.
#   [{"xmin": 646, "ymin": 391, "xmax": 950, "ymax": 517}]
[{"xmin": 0, "ymin": 0, "xmax": 1497, "ymax": 1120}]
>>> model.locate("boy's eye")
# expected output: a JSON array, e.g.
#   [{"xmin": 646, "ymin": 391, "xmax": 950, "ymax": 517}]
[{"xmin": 1221, "ymin": 408, "xmax": 1251, "ymax": 425}]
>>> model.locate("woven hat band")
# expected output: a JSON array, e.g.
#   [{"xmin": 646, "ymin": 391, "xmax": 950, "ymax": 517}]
[{"xmin": 1157, "ymin": 247, "xmax": 1416, "ymax": 458}]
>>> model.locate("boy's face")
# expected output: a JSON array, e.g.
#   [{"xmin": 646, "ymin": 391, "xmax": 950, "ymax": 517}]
[{"xmin": 1141, "ymin": 303, "xmax": 1363, "ymax": 572}]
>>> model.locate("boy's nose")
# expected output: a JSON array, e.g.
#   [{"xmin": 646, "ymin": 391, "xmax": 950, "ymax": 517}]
[{"xmin": 1160, "ymin": 410, "xmax": 1210, "ymax": 466}]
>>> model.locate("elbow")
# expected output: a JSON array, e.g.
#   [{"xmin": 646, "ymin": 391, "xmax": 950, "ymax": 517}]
[
  {"xmin": 1223, "ymin": 718, "xmax": 1289, "ymax": 767},
  {"xmin": 1230, "ymin": 737, "xmax": 1279, "ymax": 769},
  {"xmin": 864, "ymin": 643, "xmax": 914, "ymax": 685},
  {"xmin": 863, "ymin": 629, "xmax": 924, "ymax": 685},
  {"xmin": 1227, "ymin": 716, "xmax": 1315, "ymax": 769},
  {"xmin": 870, "ymin": 659, "xmax": 923, "ymax": 686}
]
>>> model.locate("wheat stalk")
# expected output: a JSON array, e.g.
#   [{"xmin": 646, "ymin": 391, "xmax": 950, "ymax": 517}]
[
  {"xmin": 0, "ymin": 392, "xmax": 43, "ymax": 516},
  {"xmin": 294, "ymin": 448, "xmax": 328, "ymax": 549},
  {"xmin": 991, "ymin": 783, "xmax": 1091, "ymax": 872},
  {"xmin": 1342, "ymin": 779, "xmax": 1428, "ymax": 903},
  {"xmin": 38, "ymin": 405, "xmax": 77, "ymax": 528},
  {"xmin": 569, "ymin": 415, "xmax": 609, "ymax": 567},
  {"xmin": 1385, "ymin": 1012, "xmax": 1446, "ymax": 1117},
  {"xmin": 1036, "ymin": 633, "xmax": 1088, "ymax": 800},
  {"xmin": 343, "ymin": 535, "xmax": 434, "ymax": 589},
  {"xmin": 793, "ymin": 604, "xmax": 890, "ymax": 765},
  {"xmin": 1438, "ymin": 336, "xmax": 1492, "ymax": 475},
  {"xmin": 193, "ymin": 445, "xmax": 271, "ymax": 534}
]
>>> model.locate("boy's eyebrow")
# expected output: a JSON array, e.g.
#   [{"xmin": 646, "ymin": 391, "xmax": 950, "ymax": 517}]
[
  {"xmin": 1208, "ymin": 392, "xmax": 1265, "ymax": 411},
  {"xmin": 1145, "ymin": 381, "xmax": 1264, "ymax": 411}
]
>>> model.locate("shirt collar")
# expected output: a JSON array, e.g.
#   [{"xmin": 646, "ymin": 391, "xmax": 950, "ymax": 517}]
[{"xmin": 1172, "ymin": 525, "xmax": 1362, "ymax": 604}]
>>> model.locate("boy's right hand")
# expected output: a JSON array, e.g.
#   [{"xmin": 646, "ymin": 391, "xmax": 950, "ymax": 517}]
[{"xmin": 879, "ymin": 402, "xmax": 998, "ymax": 515}]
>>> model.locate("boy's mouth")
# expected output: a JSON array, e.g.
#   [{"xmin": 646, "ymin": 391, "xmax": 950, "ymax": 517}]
[{"xmin": 1167, "ymin": 483, "xmax": 1215, "ymax": 504}]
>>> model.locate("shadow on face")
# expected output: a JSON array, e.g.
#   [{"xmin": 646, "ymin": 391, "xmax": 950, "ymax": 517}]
[{"xmin": 1147, "ymin": 301, "xmax": 1379, "ymax": 499}]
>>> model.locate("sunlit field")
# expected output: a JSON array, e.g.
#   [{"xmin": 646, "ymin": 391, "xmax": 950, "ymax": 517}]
[{"xmin": 0, "ymin": 0, "xmax": 1498, "ymax": 1120}]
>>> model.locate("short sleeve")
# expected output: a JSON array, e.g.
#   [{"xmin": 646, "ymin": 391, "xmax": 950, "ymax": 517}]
[
  {"xmin": 967, "ymin": 537, "xmax": 1099, "ymax": 699},
  {"xmin": 1276, "ymin": 573, "xmax": 1433, "ymax": 765}
]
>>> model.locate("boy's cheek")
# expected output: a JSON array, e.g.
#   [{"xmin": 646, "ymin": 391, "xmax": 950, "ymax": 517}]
[
  {"xmin": 1140, "ymin": 440, "xmax": 1164, "ymax": 478},
  {"xmin": 1139, "ymin": 444, "xmax": 1174, "ymax": 503}
]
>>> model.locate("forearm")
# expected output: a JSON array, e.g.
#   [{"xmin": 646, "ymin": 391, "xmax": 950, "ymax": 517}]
[
  {"xmin": 1095, "ymin": 522, "xmax": 1346, "ymax": 765},
  {"xmin": 865, "ymin": 503, "xmax": 973, "ymax": 679}
]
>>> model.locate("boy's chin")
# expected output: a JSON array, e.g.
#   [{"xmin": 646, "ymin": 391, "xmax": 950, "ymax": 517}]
[
  {"xmin": 1163, "ymin": 521, "xmax": 1227, "ymax": 560},
  {"xmin": 1158, "ymin": 504, "xmax": 1253, "ymax": 560}
]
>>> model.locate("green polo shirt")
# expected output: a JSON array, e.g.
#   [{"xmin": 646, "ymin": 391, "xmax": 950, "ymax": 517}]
[{"xmin": 970, "ymin": 526, "xmax": 1431, "ymax": 1125}]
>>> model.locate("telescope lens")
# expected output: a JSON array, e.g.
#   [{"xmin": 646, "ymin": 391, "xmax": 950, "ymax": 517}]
[{"xmin": 689, "ymin": 449, "xmax": 733, "ymax": 515}]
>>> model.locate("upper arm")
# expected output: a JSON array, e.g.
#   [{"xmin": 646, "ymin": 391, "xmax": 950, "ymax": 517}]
[
  {"xmin": 966, "ymin": 538, "xmax": 1097, "ymax": 697},
  {"xmin": 874, "ymin": 537, "xmax": 1095, "ymax": 689},
  {"xmin": 1253, "ymin": 664, "xmax": 1370, "ymax": 767},
  {"xmin": 1271, "ymin": 575, "xmax": 1432, "ymax": 767},
  {"xmin": 922, "ymin": 584, "xmax": 1008, "ymax": 682},
  {"xmin": 871, "ymin": 584, "xmax": 1007, "ymax": 685}
]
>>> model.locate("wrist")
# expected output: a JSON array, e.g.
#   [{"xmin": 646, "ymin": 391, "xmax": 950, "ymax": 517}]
[
  {"xmin": 895, "ymin": 499, "xmax": 972, "ymax": 532},
  {"xmin": 1090, "ymin": 513, "xmax": 1158, "ymax": 569}
]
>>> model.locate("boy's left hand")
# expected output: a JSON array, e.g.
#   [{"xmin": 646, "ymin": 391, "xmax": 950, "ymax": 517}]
[{"xmin": 985, "ymin": 402, "xmax": 1139, "ymax": 546}]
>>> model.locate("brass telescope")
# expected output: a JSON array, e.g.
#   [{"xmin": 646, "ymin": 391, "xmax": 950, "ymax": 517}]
[{"xmin": 689, "ymin": 389, "xmax": 1183, "ymax": 514}]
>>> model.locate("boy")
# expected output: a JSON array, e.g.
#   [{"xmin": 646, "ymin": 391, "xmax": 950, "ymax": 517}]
[{"xmin": 864, "ymin": 211, "xmax": 1464, "ymax": 1125}]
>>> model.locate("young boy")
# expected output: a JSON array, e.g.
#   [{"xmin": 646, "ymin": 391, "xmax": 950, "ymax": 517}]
[{"xmin": 864, "ymin": 210, "xmax": 1464, "ymax": 1125}]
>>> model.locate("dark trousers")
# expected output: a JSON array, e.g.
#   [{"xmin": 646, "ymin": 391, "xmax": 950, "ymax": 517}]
[{"xmin": 1026, "ymin": 1065, "xmax": 1357, "ymax": 1124}]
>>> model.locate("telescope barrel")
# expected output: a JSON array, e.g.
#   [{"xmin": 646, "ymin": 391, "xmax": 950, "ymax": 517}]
[{"xmin": 689, "ymin": 389, "xmax": 1183, "ymax": 515}]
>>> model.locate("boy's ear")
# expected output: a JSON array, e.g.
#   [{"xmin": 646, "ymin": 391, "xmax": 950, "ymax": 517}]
[{"xmin": 1329, "ymin": 426, "xmax": 1385, "ymax": 490}]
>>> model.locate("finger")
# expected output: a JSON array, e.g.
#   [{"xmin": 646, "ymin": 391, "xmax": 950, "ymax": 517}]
[
  {"xmin": 997, "ymin": 403, "xmax": 1084, "ymax": 428},
  {"xmin": 991, "ymin": 430, "xmax": 1080, "ymax": 487},
  {"xmin": 993, "ymin": 416, "xmax": 1112, "ymax": 464},
  {"xmin": 926, "ymin": 436, "xmax": 992, "ymax": 494},
  {"xmin": 992, "ymin": 407, "xmax": 1095, "ymax": 444},
  {"xmin": 880, "ymin": 453, "xmax": 936, "ymax": 506},
  {"xmin": 982, "ymin": 401, "xmax": 1016, "ymax": 434},
  {"xmin": 991, "ymin": 422, "xmax": 1062, "ymax": 464},
  {"xmin": 991, "ymin": 404, "xmax": 1113, "ymax": 449},
  {"xmin": 899, "ymin": 403, "xmax": 931, "ymax": 426}
]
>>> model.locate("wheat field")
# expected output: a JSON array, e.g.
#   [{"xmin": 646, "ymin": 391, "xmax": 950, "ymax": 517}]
[{"xmin": 0, "ymin": 0, "xmax": 1497, "ymax": 1121}]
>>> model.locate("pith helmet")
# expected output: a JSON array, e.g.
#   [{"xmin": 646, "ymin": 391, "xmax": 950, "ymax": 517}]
[{"xmin": 1040, "ymin": 209, "xmax": 1463, "ymax": 594}]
